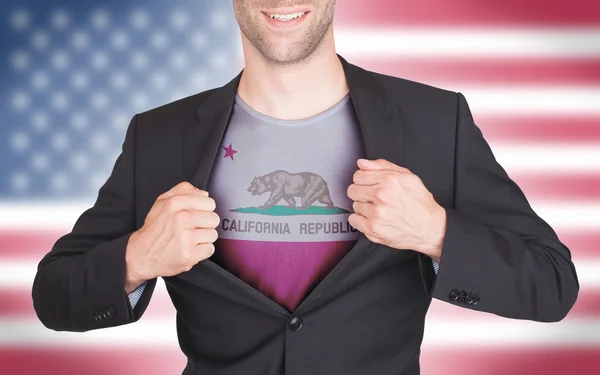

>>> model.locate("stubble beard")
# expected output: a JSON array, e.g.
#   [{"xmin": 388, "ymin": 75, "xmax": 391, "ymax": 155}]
[{"xmin": 235, "ymin": 1, "xmax": 335, "ymax": 67}]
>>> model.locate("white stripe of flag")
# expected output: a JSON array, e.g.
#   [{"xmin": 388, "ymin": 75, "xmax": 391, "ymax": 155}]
[
  {"xmin": 1, "ymin": 258, "xmax": 597, "ymax": 290},
  {"xmin": 336, "ymin": 28, "xmax": 600, "ymax": 58},
  {"xmin": 1, "ymin": 316, "xmax": 600, "ymax": 348},
  {"xmin": 1, "ymin": 201, "xmax": 599, "ymax": 230}
]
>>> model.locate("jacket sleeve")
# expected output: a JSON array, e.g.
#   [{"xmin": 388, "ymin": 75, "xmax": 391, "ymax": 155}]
[
  {"xmin": 428, "ymin": 92, "xmax": 579, "ymax": 322},
  {"xmin": 31, "ymin": 114, "xmax": 157, "ymax": 332}
]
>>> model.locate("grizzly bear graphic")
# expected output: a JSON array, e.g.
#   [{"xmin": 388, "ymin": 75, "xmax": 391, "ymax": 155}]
[{"xmin": 247, "ymin": 170, "xmax": 334, "ymax": 210}]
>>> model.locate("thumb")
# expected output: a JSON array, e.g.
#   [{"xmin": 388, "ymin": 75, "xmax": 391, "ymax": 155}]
[{"xmin": 357, "ymin": 158, "xmax": 407, "ymax": 172}]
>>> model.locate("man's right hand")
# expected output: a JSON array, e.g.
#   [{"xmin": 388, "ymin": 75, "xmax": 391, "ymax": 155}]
[{"xmin": 124, "ymin": 181, "xmax": 220, "ymax": 293}]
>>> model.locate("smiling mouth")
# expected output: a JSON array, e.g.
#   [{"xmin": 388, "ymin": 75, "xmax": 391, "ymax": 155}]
[{"xmin": 263, "ymin": 11, "xmax": 308, "ymax": 21}]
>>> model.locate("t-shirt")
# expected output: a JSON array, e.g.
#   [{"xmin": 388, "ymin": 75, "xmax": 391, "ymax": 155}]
[{"xmin": 206, "ymin": 92, "xmax": 366, "ymax": 312}]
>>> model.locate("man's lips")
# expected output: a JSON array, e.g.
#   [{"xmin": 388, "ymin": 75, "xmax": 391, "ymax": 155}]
[
  {"xmin": 261, "ymin": 7, "xmax": 311, "ymax": 15},
  {"xmin": 261, "ymin": 10, "xmax": 310, "ymax": 28}
]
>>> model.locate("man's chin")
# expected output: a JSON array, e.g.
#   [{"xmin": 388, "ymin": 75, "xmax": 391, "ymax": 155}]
[{"xmin": 262, "ymin": 49, "xmax": 313, "ymax": 66}]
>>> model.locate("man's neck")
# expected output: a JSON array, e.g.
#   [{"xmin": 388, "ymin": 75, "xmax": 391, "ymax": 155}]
[{"xmin": 236, "ymin": 38, "xmax": 349, "ymax": 120}]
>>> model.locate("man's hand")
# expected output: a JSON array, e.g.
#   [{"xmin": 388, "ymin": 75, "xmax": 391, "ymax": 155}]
[
  {"xmin": 347, "ymin": 159, "xmax": 446, "ymax": 262},
  {"xmin": 124, "ymin": 181, "xmax": 220, "ymax": 293}
]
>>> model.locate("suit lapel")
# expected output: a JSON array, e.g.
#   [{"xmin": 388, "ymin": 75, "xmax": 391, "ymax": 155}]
[
  {"xmin": 183, "ymin": 70, "xmax": 243, "ymax": 192},
  {"xmin": 181, "ymin": 54, "xmax": 408, "ymax": 315},
  {"xmin": 339, "ymin": 54, "xmax": 406, "ymax": 165},
  {"xmin": 294, "ymin": 55, "xmax": 409, "ymax": 312}
]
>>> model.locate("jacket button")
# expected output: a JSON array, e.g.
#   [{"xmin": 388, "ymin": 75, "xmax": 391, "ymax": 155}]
[
  {"xmin": 107, "ymin": 307, "xmax": 117, "ymax": 319},
  {"xmin": 457, "ymin": 291, "xmax": 467, "ymax": 303},
  {"xmin": 471, "ymin": 294, "xmax": 480, "ymax": 305},
  {"xmin": 288, "ymin": 316, "xmax": 303, "ymax": 332},
  {"xmin": 465, "ymin": 294, "xmax": 474, "ymax": 305},
  {"xmin": 95, "ymin": 314, "xmax": 102, "ymax": 322},
  {"xmin": 448, "ymin": 289, "xmax": 460, "ymax": 301},
  {"xmin": 102, "ymin": 311, "xmax": 109, "ymax": 320}
]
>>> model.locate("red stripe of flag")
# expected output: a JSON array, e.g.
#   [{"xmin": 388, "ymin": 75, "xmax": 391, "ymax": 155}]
[
  {"xmin": 509, "ymin": 174, "xmax": 600, "ymax": 201},
  {"xmin": 0, "ymin": 349, "xmax": 186, "ymax": 375},
  {"xmin": 476, "ymin": 118, "xmax": 600, "ymax": 144},
  {"xmin": 336, "ymin": 0, "xmax": 600, "ymax": 26},
  {"xmin": 0, "ymin": 232, "xmax": 62, "ymax": 258},
  {"xmin": 420, "ymin": 348, "xmax": 600, "ymax": 375},
  {"xmin": 355, "ymin": 59, "xmax": 600, "ymax": 86},
  {"xmin": 0, "ymin": 348, "xmax": 599, "ymax": 375}
]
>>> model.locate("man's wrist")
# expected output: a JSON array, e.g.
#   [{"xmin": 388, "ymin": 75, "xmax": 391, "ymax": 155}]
[
  {"xmin": 420, "ymin": 206, "xmax": 446, "ymax": 262},
  {"xmin": 125, "ymin": 231, "xmax": 150, "ymax": 294},
  {"xmin": 125, "ymin": 279, "xmax": 146, "ymax": 295}
]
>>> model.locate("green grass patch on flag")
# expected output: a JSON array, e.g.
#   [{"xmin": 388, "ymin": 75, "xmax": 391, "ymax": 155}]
[{"xmin": 230, "ymin": 205, "xmax": 350, "ymax": 216}]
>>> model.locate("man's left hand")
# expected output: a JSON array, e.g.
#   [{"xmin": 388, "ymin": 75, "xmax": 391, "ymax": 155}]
[{"xmin": 347, "ymin": 158, "xmax": 447, "ymax": 262}]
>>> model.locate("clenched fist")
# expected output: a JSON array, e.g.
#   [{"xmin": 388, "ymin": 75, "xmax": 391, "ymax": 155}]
[
  {"xmin": 347, "ymin": 159, "xmax": 446, "ymax": 262},
  {"xmin": 124, "ymin": 181, "xmax": 220, "ymax": 293}
]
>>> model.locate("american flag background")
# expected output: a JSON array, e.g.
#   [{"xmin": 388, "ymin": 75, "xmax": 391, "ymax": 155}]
[{"xmin": 1, "ymin": 0, "xmax": 599, "ymax": 374}]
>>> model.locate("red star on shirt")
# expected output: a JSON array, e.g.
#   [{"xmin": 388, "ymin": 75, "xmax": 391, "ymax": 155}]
[{"xmin": 223, "ymin": 143, "xmax": 238, "ymax": 160}]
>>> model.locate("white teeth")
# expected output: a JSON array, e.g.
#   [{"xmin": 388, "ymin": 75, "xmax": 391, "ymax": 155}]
[{"xmin": 267, "ymin": 11, "xmax": 306, "ymax": 21}]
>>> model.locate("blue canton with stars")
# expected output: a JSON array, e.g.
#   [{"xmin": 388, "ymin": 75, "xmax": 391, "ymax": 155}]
[{"xmin": 0, "ymin": 0, "xmax": 241, "ymax": 201}]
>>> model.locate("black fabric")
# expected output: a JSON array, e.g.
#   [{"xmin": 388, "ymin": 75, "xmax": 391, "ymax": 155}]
[{"xmin": 32, "ymin": 54, "xmax": 579, "ymax": 375}]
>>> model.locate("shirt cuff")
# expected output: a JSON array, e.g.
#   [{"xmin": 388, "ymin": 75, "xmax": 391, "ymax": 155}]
[
  {"xmin": 432, "ymin": 259, "xmax": 439, "ymax": 275},
  {"xmin": 127, "ymin": 281, "xmax": 147, "ymax": 309}
]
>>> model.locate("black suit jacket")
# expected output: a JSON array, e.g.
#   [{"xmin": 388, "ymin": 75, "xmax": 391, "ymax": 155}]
[{"xmin": 32, "ymin": 54, "xmax": 579, "ymax": 375}]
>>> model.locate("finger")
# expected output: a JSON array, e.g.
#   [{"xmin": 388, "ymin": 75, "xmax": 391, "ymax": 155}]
[
  {"xmin": 352, "ymin": 201, "xmax": 377, "ymax": 219},
  {"xmin": 190, "ymin": 227, "xmax": 219, "ymax": 243},
  {"xmin": 160, "ymin": 190, "xmax": 210, "ymax": 206},
  {"xmin": 192, "ymin": 211, "xmax": 221, "ymax": 229},
  {"xmin": 166, "ymin": 195, "xmax": 218, "ymax": 216},
  {"xmin": 175, "ymin": 210, "xmax": 220, "ymax": 230},
  {"xmin": 353, "ymin": 169, "xmax": 381, "ymax": 186},
  {"xmin": 185, "ymin": 195, "xmax": 217, "ymax": 212},
  {"xmin": 357, "ymin": 158, "xmax": 410, "ymax": 173},
  {"xmin": 188, "ymin": 211, "xmax": 221, "ymax": 229},
  {"xmin": 159, "ymin": 181, "xmax": 209, "ymax": 201},
  {"xmin": 348, "ymin": 212, "xmax": 369, "ymax": 233},
  {"xmin": 347, "ymin": 184, "xmax": 377, "ymax": 203},
  {"xmin": 191, "ymin": 243, "xmax": 216, "ymax": 263}
]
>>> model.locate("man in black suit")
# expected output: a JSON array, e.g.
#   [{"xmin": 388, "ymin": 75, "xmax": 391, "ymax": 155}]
[{"xmin": 32, "ymin": 1, "xmax": 579, "ymax": 374}]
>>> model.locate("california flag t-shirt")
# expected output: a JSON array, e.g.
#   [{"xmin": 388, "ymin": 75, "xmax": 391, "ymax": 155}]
[{"xmin": 206, "ymin": 92, "xmax": 366, "ymax": 312}]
